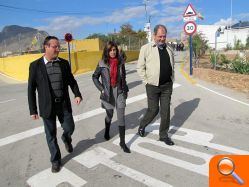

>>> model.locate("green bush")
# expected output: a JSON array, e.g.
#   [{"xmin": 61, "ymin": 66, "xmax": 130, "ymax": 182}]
[
  {"xmin": 246, "ymin": 35, "xmax": 249, "ymax": 49},
  {"xmin": 210, "ymin": 51, "xmax": 219, "ymax": 69},
  {"xmin": 220, "ymin": 54, "xmax": 228, "ymax": 64},
  {"xmin": 220, "ymin": 54, "xmax": 231, "ymax": 68},
  {"xmin": 231, "ymin": 55, "xmax": 249, "ymax": 74},
  {"xmin": 225, "ymin": 44, "xmax": 232, "ymax": 50},
  {"xmin": 234, "ymin": 39, "xmax": 245, "ymax": 50}
]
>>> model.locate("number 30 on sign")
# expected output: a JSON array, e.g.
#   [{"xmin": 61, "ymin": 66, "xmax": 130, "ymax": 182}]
[{"xmin": 184, "ymin": 21, "xmax": 197, "ymax": 35}]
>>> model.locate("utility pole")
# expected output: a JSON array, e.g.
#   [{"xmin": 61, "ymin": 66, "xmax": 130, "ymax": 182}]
[
  {"xmin": 144, "ymin": 0, "xmax": 148, "ymax": 22},
  {"xmin": 230, "ymin": 0, "xmax": 233, "ymax": 29},
  {"xmin": 144, "ymin": 0, "xmax": 151, "ymax": 43}
]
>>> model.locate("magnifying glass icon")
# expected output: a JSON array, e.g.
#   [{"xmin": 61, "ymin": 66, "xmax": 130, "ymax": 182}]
[{"xmin": 217, "ymin": 157, "xmax": 244, "ymax": 185}]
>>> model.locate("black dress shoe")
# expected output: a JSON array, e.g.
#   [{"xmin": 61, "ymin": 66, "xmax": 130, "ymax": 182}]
[
  {"xmin": 65, "ymin": 142, "xmax": 73, "ymax": 153},
  {"xmin": 159, "ymin": 137, "xmax": 174, "ymax": 146},
  {"xmin": 51, "ymin": 162, "xmax": 61, "ymax": 173},
  {"xmin": 137, "ymin": 127, "xmax": 145, "ymax": 137}
]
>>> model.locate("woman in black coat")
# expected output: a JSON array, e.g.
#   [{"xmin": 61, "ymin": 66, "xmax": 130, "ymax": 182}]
[{"xmin": 92, "ymin": 41, "xmax": 130, "ymax": 153}]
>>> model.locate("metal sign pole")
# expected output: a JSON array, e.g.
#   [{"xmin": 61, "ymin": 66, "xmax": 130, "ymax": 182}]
[
  {"xmin": 183, "ymin": 3, "xmax": 199, "ymax": 76},
  {"xmin": 67, "ymin": 42, "xmax": 71, "ymax": 69},
  {"xmin": 190, "ymin": 34, "xmax": 193, "ymax": 75},
  {"xmin": 64, "ymin": 33, "xmax": 73, "ymax": 70}
]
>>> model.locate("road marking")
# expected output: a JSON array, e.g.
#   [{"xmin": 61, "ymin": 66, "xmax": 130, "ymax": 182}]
[
  {"xmin": 0, "ymin": 99, "xmax": 16, "ymax": 104},
  {"xmin": 147, "ymin": 123, "xmax": 249, "ymax": 155},
  {"xmin": 113, "ymin": 123, "xmax": 249, "ymax": 176},
  {"xmin": 197, "ymin": 84, "xmax": 249, "ymax": 107},
  {"xmin": 0, "ymin": 83, "xmax": 181, "ymax": 148},
  {"xmin": 73, "ymin": 147, "xmax": 172, "ymax": 187},
  {"xmin": 180, "ymin": 62, "xmax": 196, "ymax": 84},
  {"xmin": 113, "ymin": 134, "xmax": 210, "ymax": 176},
  {"xmin": 27, "ymin": 167, "xmax": 87, "ymax": 187}
]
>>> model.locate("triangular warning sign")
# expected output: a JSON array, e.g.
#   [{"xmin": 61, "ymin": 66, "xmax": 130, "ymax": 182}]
[{"xmin": 183, "ymin": 4, "xmax": 197, "ymax": 17}]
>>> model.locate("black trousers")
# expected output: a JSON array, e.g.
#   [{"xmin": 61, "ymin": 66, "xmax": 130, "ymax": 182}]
[
  {"xmin": 139, "ymin": 82, "xmax": 173, "ymax": 138},
  {"xmin": 42, "ymin": 101, "xmax": 75, "ymax": 164}
]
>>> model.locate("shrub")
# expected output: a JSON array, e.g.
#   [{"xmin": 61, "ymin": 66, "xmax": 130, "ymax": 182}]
[
  {"xmin": 220, "ymin": 54, "xmax": 231, "ymax": 68},
  {"xmin": 210, "ymin": 51, "xmax": 219, "ymax": 69},
  {"xmin": 234, "ymin": 39, "xmax": 245, "ymax": 50},
  {"xmin": 231, "ymin": 55, "xmax": 249, "ymax": 74}
]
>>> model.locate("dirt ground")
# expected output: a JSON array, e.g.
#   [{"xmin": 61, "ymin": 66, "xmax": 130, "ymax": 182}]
[
  {"xmin": 185, "ymin": 53, "xmax": 249, "ymax": 94},
  {"xmin": 193, "ymin": 67, "xmax": 249, "ymax": 93}
]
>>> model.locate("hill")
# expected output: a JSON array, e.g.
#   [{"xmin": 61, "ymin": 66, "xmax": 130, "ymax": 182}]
[{"xmin": 0, "ymin": 25, "xmax": 48, "ymax": 56}]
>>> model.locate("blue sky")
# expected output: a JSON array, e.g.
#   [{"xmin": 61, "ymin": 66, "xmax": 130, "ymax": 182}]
[{"xmin": 0, "ymin": 0, "xmax": 248, "ymax": 39}]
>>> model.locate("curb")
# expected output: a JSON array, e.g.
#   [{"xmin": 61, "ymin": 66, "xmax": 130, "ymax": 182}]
[{"xmin": 179, "ymin": 61, "xmax": 197, "ymax": 85}]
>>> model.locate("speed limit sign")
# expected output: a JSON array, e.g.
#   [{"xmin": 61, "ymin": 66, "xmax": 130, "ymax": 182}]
[{"xmin": 184, "ymin": 21, "xmax": 197, "ymax": 35}]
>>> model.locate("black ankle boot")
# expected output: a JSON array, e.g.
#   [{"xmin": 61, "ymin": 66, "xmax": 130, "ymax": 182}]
[
  {"xmin": 104, "ymin": 119, "xmax": 111, "ymax": 140},
  {"xmin": 119, "ymin": 126, "xmax": 131, "ymax": 153}
]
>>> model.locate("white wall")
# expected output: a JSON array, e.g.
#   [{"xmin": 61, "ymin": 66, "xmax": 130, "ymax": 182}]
[{"xmin": 197, "ymin": 25, "xmax": 249, "ymax": 50}]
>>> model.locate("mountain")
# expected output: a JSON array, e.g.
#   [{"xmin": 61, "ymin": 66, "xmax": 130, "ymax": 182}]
[{"xmin": 0, "ymin": 25, "xmax": 48, "ymax": 56}]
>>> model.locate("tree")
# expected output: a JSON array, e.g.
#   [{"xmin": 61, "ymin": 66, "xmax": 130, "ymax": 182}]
[
  {"xmin": 119, "ymin": 23, "xmax": 136, "ymax": 36},
  {"xmin": 85, "ymin": 24, "xmax": 147, "ymax": 50},
  {"xmin": 86, "ymin": 33, "xmax": 109, "ymax": 43},
  {"xmin": 136, "ymin": 29, "xmax": 147, "ymax": 48},
  {"xmin": 191, "ymin": 33, "xmax": 208, "ymax": 59}
]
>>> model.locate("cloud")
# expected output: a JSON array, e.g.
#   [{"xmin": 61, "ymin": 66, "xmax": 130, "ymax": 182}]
[
  {"xmin": 158, "ymin": 16, "xmax": 182, "ymax": 23},
  {"xmin": 35, "ymin": 2, "xmax": 188, "ymax": 38},
  {"xmin": 163, "ymin": 5, "xmax": 186, "ymax": 15},
  {"xmin": 236, "ymin": 12, "xmax": 249, "ymax": 20},
  {"xmin": 107, "ymin": 6, "xmax": 145, "ymax": 23},
  {"xmin": 36, "ymin": 6, "xmax": 145, "ymax": 36},
  {"xmin": 214, "ymin": 18, "xmax": 237, "ymax": 26},
  {"xmin": 167, "ymin": 25, "xmax": 183, "ymax": 38},
  {"xmin": 161, "ymin": 0, "xmax": 188, "ymax": 4}
]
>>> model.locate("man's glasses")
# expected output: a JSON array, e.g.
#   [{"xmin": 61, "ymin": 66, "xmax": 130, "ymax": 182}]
[{"xmin": 49, "ymin": 45, "xmax": 60, "ymax": 49}]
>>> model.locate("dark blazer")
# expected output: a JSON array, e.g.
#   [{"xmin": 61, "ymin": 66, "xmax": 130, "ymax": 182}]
[
  {"xmin": 28, "ymin": 57, "xmax": 82, "ymax": 118},
  {"xmin": 92, "ymin": 58, "xmax": 129, "ymax": 103}
]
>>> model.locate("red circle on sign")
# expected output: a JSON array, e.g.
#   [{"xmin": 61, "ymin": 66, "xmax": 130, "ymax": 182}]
[
  {"xmin": 184, "ymin": 21, "xmax": 197, "ymax": 35},
  {"xmin": 64, "ymin": 33, "xmax": 73, "ymax": 42}
]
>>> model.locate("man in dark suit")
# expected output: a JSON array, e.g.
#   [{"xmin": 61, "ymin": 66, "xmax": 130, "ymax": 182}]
[{"xmin": 28, "ymin": 36, "xmax": 82, "ymax": 173}]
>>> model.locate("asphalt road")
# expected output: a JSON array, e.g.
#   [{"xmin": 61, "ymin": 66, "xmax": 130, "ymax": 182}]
[{"xmin": 0, "ymin": 52, "xmax": 249, "ymax": 187}]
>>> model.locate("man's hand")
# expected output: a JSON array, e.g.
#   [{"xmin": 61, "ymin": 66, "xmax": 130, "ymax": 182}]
[
  {"xmin": 74, "ymin": 97, "xmax": 82, "ymax": 105},
  {"xmin": 31, "ymin": 114, "xmax": 39, "ymax": 120}
]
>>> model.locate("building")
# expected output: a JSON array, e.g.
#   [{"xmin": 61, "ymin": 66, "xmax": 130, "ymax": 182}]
[{"xmin": 197, "ymin": 22, "xmax": 249, "ymax": 50}]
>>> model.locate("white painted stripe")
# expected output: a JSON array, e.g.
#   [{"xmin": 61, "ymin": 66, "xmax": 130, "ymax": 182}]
[
  {"xmin": 0, "ymin": 99, "xmax": 16, "ymax": 104},
  {"xmin": 147, "ymin": 123, "xmax": 249, "ymax": 155},
  {"xmin": 0, "ymin": 83, "xmax": 181, "ymax": 148},
  {"xmin": 0, "ymin": 127, "xmax": 44, "ymax": 147},
  {"xmin": 113, "ymin": 134, "xmax": 210, "ymax": 176},
  {"xmin": 74, "ymin": 147, "xmax": 172, "ymax": 187},
  {"xmin": 27, "ymin": 167, "xmax": 87, "ymax": 187},
  {"xmin": 197, "ymin": 84, "xmax": 249, "ymax": 107}
]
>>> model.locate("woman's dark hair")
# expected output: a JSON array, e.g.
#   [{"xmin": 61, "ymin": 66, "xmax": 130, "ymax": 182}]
[
  {"xmin": 43, "ymin": 36, "xmax": 59, "ymax": 51},
  {"xmin": 102, "ymin": 41, "xmax": 119, "ymax": 64}
]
